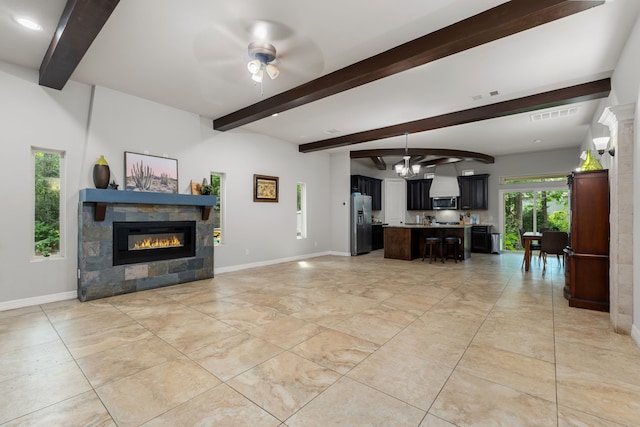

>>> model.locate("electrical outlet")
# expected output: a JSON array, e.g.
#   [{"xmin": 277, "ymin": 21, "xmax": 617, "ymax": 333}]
[
  {"xmin": 245, "ymin": 249, "xmax": 249, "ymax": 255},
  {"xmin": 314, "ymin": 241, "xmax": 318, "ymax": 247}
]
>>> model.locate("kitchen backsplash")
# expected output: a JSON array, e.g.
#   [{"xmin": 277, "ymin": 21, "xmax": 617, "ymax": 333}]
[{"xmin": 406, "ymin": 209, "xmax": 493, "ymax": 226}]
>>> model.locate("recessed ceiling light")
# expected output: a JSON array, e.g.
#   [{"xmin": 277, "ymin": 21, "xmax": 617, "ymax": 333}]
[
  {"xmin": 271, "ymin": 113, "xmax": 279, "ymax": 117},
  {"xmin": 14, "ymin": 16, "xmax": 42, "ymax": 31},
  {"xmin": 534, "ymin": 139, "xmax": 543, "ymax": 144},
  {"xmin": 324, "ymin": 128, "xmax": 341, "ymax": 135}
]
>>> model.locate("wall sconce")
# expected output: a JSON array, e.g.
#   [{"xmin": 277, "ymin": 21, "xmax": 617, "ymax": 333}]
[{"xmin": 593, "ymin": 137, "xmax": 615, "ymax": 157}]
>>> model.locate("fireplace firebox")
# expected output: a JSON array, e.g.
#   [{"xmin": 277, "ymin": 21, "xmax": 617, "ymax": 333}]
[{"xmin": 113, "ymin": 221, "xmax": 196, "ymax": 266}]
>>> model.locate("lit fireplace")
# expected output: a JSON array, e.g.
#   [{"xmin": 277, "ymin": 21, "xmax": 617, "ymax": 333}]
[{"xmin": 113, "ymin": 221, "xmax": 196, "ymax": 265}]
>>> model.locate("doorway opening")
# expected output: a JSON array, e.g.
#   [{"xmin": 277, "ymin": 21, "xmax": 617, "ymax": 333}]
[{"xmin": 500, "ymin": 175, "xmax": 569, "ymax": 252}]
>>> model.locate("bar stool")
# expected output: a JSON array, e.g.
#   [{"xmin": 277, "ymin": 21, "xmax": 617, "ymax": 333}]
[
  {"xmin": 422, "ymin": 237, "xmax": 442, "ymax": 264},
  {"xmin": 443, "ymin": 236, "xmax": 461, "ymax": 263}
]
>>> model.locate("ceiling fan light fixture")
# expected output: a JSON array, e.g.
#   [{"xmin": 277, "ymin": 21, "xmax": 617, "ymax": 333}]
[
  {"xmin": 247, "ymin": 59, "xmax": 261, "ymax": 75},
  {"xmin": 251, "ymin": 69, "xmax": 263, "ymax": 82},
  {"xmin": 265, "ymin": 63, "xmax": 279, "ymax": 80}
]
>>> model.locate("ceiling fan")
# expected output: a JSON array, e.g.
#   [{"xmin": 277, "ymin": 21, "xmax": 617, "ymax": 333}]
[{"xmin": 196, "ymin": 19, "xmax": 324, "ymax": 95}]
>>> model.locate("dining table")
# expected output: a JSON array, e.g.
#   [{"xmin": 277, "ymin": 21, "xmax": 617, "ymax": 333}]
[{"xmin": 523, "ymin": 231, "xmax": 542, "ymax": 272}]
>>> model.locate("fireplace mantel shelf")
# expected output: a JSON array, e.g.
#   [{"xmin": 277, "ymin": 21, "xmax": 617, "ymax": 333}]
[{"xmin": 79, "ymin": 189, "xmax": 217, "ymax": 221}]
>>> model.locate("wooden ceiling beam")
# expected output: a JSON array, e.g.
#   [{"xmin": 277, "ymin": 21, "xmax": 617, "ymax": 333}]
[
  {"xmin": 302, "ymin": 78, "xmax": 610, "ymax": 153},
  {"xmin": 370, "ymin": 156, "xmax": 387, "ymax": 170},
  {"xmin": 39, "ymin": 0, "xmax": 120, "ymax": 90},
  {"xmin": 352, "ymin": 149, "xmax": 494, "ymax": 164},
  {"xmin": 213, "ymin": 0, "xmax": 604, "ymax": 131}
]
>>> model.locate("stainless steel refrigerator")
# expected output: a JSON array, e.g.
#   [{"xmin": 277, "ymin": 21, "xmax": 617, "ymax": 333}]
[{"xmin": 350, "ymin": 194, "xmax": 372, "ymax": 256}]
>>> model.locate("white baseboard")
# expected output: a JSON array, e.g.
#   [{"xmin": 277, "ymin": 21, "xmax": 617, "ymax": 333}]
[
  {"xmin": 0, "ymin": 291, "xmax": 77, "ymax": 312},
  {"xmin": 632, "ymin": 324, "xmax": 640, "ymax": 348},
  {"xmin": 329, "ymin": 251, "xmax": 351, "ymax": 257},
  {"xmin": 214, "ymin": 251, "xmax": 334, "ymax": 274}
]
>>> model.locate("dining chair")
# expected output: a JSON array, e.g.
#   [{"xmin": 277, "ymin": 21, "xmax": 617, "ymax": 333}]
[
  {"xmin": 518, "ymin": 227, "xmax": 541, "ymax": 268},
  {"xmin": 540, "ymin": 230, "xmax": 569, "ymax": 273}
]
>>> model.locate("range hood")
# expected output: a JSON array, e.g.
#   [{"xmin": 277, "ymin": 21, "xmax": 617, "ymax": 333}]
[{"xmin": 429, "ymin": 164, "xmax": 460, "ymax": 198}]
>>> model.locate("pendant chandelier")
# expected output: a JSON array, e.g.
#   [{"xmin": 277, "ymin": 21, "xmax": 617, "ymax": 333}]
[{"xmin": 395, "ymin": 132, "xmax": 421, "ymax": 178}]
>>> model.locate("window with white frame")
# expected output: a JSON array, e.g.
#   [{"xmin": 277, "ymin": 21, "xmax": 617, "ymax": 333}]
[
  {"xmin": 33, "ymin": 148, "xmax": 64, "ymax": 257},
  {"xmin": 297, "ymin": 182, "xmax": 307, "ymax": 239},
  {"xmin": 210, "ymin": 172, "xmax": 224, "ymax": 245}
]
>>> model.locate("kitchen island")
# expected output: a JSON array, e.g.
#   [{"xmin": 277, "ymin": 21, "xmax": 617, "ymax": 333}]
[{"xmin": 383, "ymin": 224, "xmax": 472, "ymax": 261}]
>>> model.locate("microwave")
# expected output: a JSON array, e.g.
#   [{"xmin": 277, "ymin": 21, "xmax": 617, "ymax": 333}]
[{"xmin": 431, "ymin": 197, "xmax": 458, "ymax": 210}]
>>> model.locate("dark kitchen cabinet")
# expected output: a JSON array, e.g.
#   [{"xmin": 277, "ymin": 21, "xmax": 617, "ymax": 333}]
[
  {"xmin": 564, "ymin": 170, "xmax": 609, "ymax": 311},
  {"xmin": 406, "ymin": 179, "xmax": 432, "ymax": 210},
  {"xmin": 471, "ymin": 225, "xmax": 492, "ymax": 253},
  {"xmin": 372, "ymin": 224, "xmax": 384, "ymax": 250},
  {"xmin": 351, "ymin": 175, "xmax": 383, "ymax": 210},
  {"xmin": 458, "ymin": 174, "xmax": 489, "ymax": 210}
]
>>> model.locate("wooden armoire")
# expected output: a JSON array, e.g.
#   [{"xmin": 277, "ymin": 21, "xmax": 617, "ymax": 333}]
[{"xmin": 563, "ymin": 170, "xmax": 610, "ymax": 311}]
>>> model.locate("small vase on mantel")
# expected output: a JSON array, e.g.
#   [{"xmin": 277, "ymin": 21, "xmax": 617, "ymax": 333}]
[{"xmin": 93, "ymin": 155, "xmax": 110, "ymax": 189}]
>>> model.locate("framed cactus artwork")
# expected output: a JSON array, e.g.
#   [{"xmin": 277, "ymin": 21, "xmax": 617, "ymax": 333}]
[{"xmin": 124, "ymin": 152, "xmax": 178, "ymax": 193}]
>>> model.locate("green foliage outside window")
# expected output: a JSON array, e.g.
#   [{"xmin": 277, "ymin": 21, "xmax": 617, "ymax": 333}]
[
  {"xmin": 503, "ymin": 190, "xmax": 568, "ymax": 251},
  {"xmin": 34, "ymin": 151, "xmax": 60, "ymax": 257},
  {"xmin": 210, "ymin": 174, "xmax": 221, "ymax": 245}
]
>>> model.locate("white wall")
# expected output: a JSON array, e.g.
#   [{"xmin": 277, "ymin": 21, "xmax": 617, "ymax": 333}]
[
  {"xmin": 0, "ymin": 62, "xmax": 332, "ymax": 307},
  {"xmin": 330, "ymin": 152, "xmax": 350, "ymax": 255},
  {"xmin": 0, "ymin": 61, "xmax": 91, "ymax": 305},
  {"xmin": 608, "ymin": 12, "xmax": 640, "ymax": 342}
]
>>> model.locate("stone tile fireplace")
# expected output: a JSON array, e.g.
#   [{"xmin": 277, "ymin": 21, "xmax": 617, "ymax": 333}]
[{"xmin": 77, "ymin": 189, "xmax": 216, "ymax": 301}]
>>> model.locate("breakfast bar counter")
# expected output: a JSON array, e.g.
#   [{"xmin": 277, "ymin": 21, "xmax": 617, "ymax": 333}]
[{"xmin": 383, "ymin": 224, "xmax": 472, "ymax": 261}]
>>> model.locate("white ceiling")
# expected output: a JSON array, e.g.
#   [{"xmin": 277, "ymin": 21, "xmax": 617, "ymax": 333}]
[{"xmin": 1, "ymin": 0, "xmax": 638, "ymax": 161}]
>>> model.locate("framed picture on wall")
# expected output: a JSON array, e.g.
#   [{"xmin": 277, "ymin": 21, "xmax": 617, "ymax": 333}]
[
  {"xmin": 125, "ymin": 152, "xmax": 178, "ymax": 193},
  {"xmin": 253, "ymin": 174, "xmax": 279, "ymax": 202}
]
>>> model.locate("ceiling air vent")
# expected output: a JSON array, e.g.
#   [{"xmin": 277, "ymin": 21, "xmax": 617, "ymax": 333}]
[{"xmin": 530, "ymin": 107, "xmax": 578, "ymax": 122}]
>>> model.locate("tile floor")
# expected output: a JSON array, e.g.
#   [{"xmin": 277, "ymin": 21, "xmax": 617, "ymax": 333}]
[{"xmin": 1, "ymin": 251, "xmax": 640, "ymax": 426}]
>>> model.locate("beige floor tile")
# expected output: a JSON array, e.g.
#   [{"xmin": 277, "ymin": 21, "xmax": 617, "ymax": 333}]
[
  {"xmin": 291, "ymin": 294, "xmax": 379, "ymax": 327},
  {"xmin": 216, "ymin": 304, "xmax": 286, "ymax": 331},
  {"xmin": 420, "ymin": 413, "xmax": 457, "ymax": 426},
  {"xmin": 0, "ymin": 310, "xmax": 51, "ymax": 334},
  {"xmin": 52, "ymin": 309, "xmax": 135, "ymax": 339},
  {"xmin": 0, "ymin": 322, "xmax": 60, "ymax": 355},
  {"xmin": 554, "ymin": 323, "xmax": 640, "ymax": 356},
  {"xmin": 0, "ymin": 305, "xmax": 42, "ymax": 320},
  {"xmin": 286, "ymin": 376, "xmax": 425, "ymax": 426},
  {"xmin": 76, "ymin": 336, "xmax": 182, "ymax": 387},
  {"xmin": 189, "ymin": 297, "xmax": 253, "ymax": 317},
  {"xmin": 430, "ymin": 371, "xmax": 557, "ymax": 426},
  {"xmin": 330, "ymin": 312, "xmax": 405, "ymax": 345},
  {"xmin": 381, "ymin": 293, "xmax": 440, "ymax": 315},
  {"xmin": 291, "ymin": 329, "xmax": 378, "ymax": 374},
  {"xmin": 472, "ymin": 316, "xmax": 555, "ymax": 363},
  {"xmin": 189, "ymin": 332, "xmax": 283, "ymax": 381},
  {"xmin": 386, "ymin": 327, "xmax": 469, "ymax": 368},
  {"xmin": 557, "ymin": 405, "xmax": 626, "ymax": 427},
  {"xmin": 145, "ymin": 311, "xmax": 240, "ymax": 354},
  {"xmin": 413, "ymin": 311, "xmax": 482, "ymax": 341},
  {"xmin": 248, "ymin": 315, "xmax": 325, "ymax": 349},
  {"xmin": 62, "ymin": 322, "xmax": 152, "ymax": 359},
  {"xmin": 361, "ymin": 302, "xmax": 419, "ymax": 326},
  {"xmin": 555, "ymin": 338, "xmax": 640, "ymax": 387},
  {"xmin": 3, "ymin": 391, "xmax": 115, "ymax": 427},
  {"xmin": 96, "ymin": 357, "xmax": 220, "ymax": 427},
  {"xmin": 348, "ymin": 346, "xmax": 452, "ymax": 410},
  {"xmin": 0, "ymin": 339, "xmax": 72, "ymax": 382},
  {"xmin": 227, "ymin": 351, "xmax": 341, "ymax": 421},
  {"xmin": 142, "ymin": 384, "xmax": 280, "ymax": 426},
  {"xmin": 41, "ymin": 299, "xmax": 116, "ymax": 323},
  {"xmin": 457, "ymin": 344, "xmax": 556, "ymax": 402},
  {"xmin": 0, "ymin": 361, "xmax": 91, "ymax": 424},
  {"xmin": 556, "ymin": 366, "xmax": 640, "ymax": 426}
]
